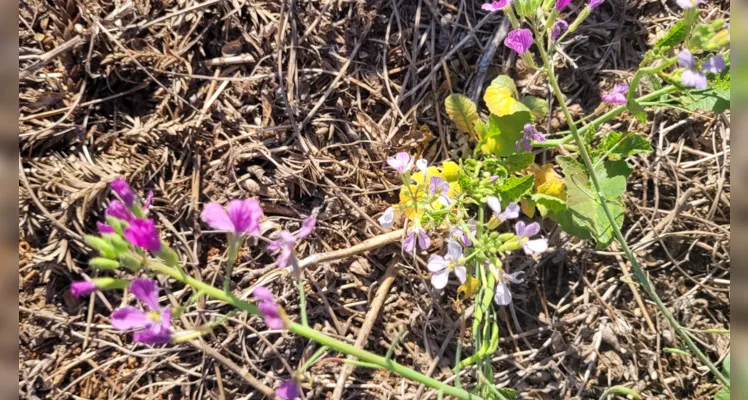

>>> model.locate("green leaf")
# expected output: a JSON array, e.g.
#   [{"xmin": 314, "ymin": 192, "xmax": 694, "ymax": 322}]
[
  {"xmin": 497, "ymin": 388, "xmax": 519, "ymax": 400},
  {"xmin": 504, "ymin": 152, "xmax": 535, "ymax": 173},
  {"xmin": 482, "ymin": 112, "xmax": 533, "ymax": 157},
  {"xmin": 488, "ymin": 75, "xmax": 519, "ymax": 98},
  {"xmin": 723, "ymin": 354, "xmax": 730, "ymax": 379},
  {"xmin": 521, "ymin": 95, "xmax": 548, "ymax": 120},
  {"xmin": 595, "ymin": 160, "xmax": 633, "ymax": 199},
  {"xmin": 531, "ymin": 193, "xmax": 566, "ymax": 213},
  {"xmin": 598, "ymin": 132, "xmax": 652, "ymax": 160},
  {"xmin": 656, "ymin": 21, "xmax": 689, "ymax": 50},
  {"xmin": 497, "ymin": 175, "xmax": 534, "ymax": 205},
  {"xmin": 683, "ymin": 87, "xmax": 730, "ymax": 113},
  {"xmin": 715, "ymin": 387, "xmax": 730, "ymax": 400},
  {"xmin": 445, "ymin": 93, "xmax": 480, "ymax": 138}
]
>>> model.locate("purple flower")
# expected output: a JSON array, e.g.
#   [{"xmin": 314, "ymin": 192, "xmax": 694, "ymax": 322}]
[
  {"xmin": 71, "ymin": 281, "xmax": 96, "ymax": 296},
  {"xmin": 588, "ymin": 0, "xmax": 604, "ymax": 8},
  {"xmin": 551, "ymin": 20, "xmax": 568, "ymax": 41},
  {"xmin": 97, "ymin": 222, "xmax": 116, "ymax": 234},
  {"xmin": 676, "ymin": 0, "xmax": 702, "ymax": 8},
  {"xmin": 515, "ymin": 221, "xmax": 548, "ymax": 255},
  {"xmin": 602, "ymin": 84, "xmax": 629, "ymax": 105},
  {"xmin": 402, "ymin": 227, "xmax": 430, "ymax": 252},
  {"xmin": 555, "ymin": 0, "xmax": 571, "ymax": 10},
  {"xmin": 516, "ymin": 123, "xmax": 546, "ymax": 151},
  {"xmin": 493, "ymin": 271, "xmax": 525, "ymax": 305},
  {"xmin": 111, "ymin": 278, "xmax": 171, "ymax": 344},
  {"xmin": 481, "ymin": 0, "xmax": 511, "ymax": 11},
  {"xmin": 124, "ymin": 218, "xmax": 161, "ymax": 252},
  {"xmin": 111, "ymin": 178, "xmax": 136, "ymax": 207},
  {"xmin": 386, "ymin": 152, "xmax": 414, "ymax": 174},
  {"xmin": 143, "ymin": 192, "xmax": 153, "ymax": 210},
  {"xmin": 268, "ymin": 217, "xmax": 316, "ymax": 269},
  {"xmin": 487, "ymin": 196, "xmax": 520, "ymax": 221},
  {"xmin": 201, "ymin": 199, "xmax": 263, "ymax": 236},
  {"xmin": 429, "ymin": 176, "xmax": 452, "ymax": 206},
  {"xmin": 702, "ymin": 56, "xmax": 726, "ymax": 73},
  {"xmin": 106, "ymin": 200, "xmax": 134, "ymax": 221},
  {"xmin": 450, "ymin": 220, "xmax": 477, "ymax": 247},
  {"xmin": 276, "ymin": 380, "xmax": 300, "ymax": 400},
  {"xmin": 427, "ymin": 240, "xmax": 466, "ymax": 289},
  {"xmin": 678, "ymin": 50, "xmax": 707, "ymax": 89},
  {"xmin": 253, "ymin": 286, "xmax": 284, "ymax": 329},
  {"xmin": 379, "ymin": 207, "xmax": 395, "ymax": 229},
  {"xmin": 505, "ymin": 29, "xmax": 534, "ymax": 55}
]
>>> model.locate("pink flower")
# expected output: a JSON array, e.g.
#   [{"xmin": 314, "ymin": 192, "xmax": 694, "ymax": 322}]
[
  {"xmin": 111, "ymin": 178, "xmax": 136, "ymax": 207},
  {"xmin": 106, "ymin": 200, "xmax": 134, "ymax": 221},
  {"xmin": 71, "ymin": 281, "xmax": 96, "ymax": 296},
  {"xmin": 702, "ymin": 56, "xmax": 726, "ymax": 73},
  {"xmin": 678, "ymin": 50, "xmax": 707, "ymax": 89},
  {"xmin": 253, "ymin": 286, "xmax": 284, "ymax": 330},
  {"xmin": 201, "ymin": 199, "xmax": 263, "ymax": 236},
  {"xmin": 602, "ymin": 84, "xmax": 629, "ymax": 105},
  {"xmin": 589, "ymin": 0, "xmax": 604, "ymax": 8},
  {"xmin": 481, "ymin": 0, "xmax": 511, "ymax": 11},
  {"xmin": 516, "ymin": 123, "xmax": 546, "ymax": 151},
  {"xmin": 504, "ymin": 29, "xmax": 534, "ymax": 55},
  {"xmin": 386, "ymin": 152, "xmax": 414, "ymax": 174},
  {"xmin": 97, "ymin": 222, "xmax": 116, "ymax": 234},
  {"xmin": 276, "ymin": 380, "xmax": 300, "ymax": 400},
  {"xmin": 402, "ymin": 227, "xmax": 430, "ymax": 252},
  {"xmin": 124, "ymin": 218, "xmax": 161, "ymax": 252},
  {"xmin": 268, "ymin": 217, "xmax": 316, "ymax": 269},
  {"xmin": 111, "ymin": 278, "xmax": 171, "ymax": 344},
  {"xmin": 450, "ymin": 220, "xmax": 477, "ymax": 247},
  {"xmin": 515, "ymin": 221, "xmax": 548, "ymax": 255},
  {"xmin": 551, "ymin": 20, "xmax": 568, "ymax": 41},
  {"xmin": 555, "ymin": 0, "xmax": 571, "ymax": 10}
]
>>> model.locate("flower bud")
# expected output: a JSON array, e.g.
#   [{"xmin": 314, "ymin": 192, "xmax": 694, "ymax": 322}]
[
  {"xmin": 90, "ymin": 257, "xmax": 120, "ymax": 270},
  {"xmin": 118, "ymin": 252, "xmax": 143, "ymax": 271},
  {"xmin": 567, "ymin": 6, "xmax": 590, "ymax": 33},
  {"xmin": 497, "ymin": 232, "xmax": 516, "ymax": 242},
  {"xmin": 499, "ymin": 240, "xmax": 523, "ymax": 252},
  {"xmin": 156, "ymin": 242, "xmax": 180, "ymax": 267},
  {"xmin": 85, "ymin": 235, "xmax": 117, "ymax": 259},
  {"xmin": 92, "ymin": 277, "xmax": 129, "ymax": 291}
]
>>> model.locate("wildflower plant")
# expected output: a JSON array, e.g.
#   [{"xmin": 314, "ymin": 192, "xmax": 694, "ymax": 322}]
[{"xmin": 69, "ymin": 0, "xmax": 729, "ymax": 397}]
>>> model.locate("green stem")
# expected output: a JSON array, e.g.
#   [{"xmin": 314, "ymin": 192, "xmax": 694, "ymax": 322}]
[
  {"xmin": 297, "ymin": 275, "xmax": 308, "ymax": 326},
  {"xmin": 289, "ymin": 322, "xmax": 481, "ymax": 400},
  {"xmin": 535, "ymin": 43, "xmax": 730, "ymax": 389},
  {"xmin": 147, "ymin": 260, "xmax": 483, "ymax": 400},
  {"xmin": 626, "ymin": 56, "xmax": 679, "ymax": 105}
]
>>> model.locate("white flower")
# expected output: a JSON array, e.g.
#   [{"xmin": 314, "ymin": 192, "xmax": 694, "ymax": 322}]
[
  {"xmin": 378, "ymin": 207, "xmax": 395, "ymax": 229},
  {"xmin": 493, "ymin": 271, "xmax": 525, "ymax": 305},
  {"xmin": 515, "ymin": 221, "xmax": 548, "ymax": 255},
  {"xmin": 487, "ymin": 196, "xmax": 520, "ymax": 221},
  {"xmin": 427, "ymin": 240, "xmax": 466, "ymax": 289},
  {"xmin": 415, "ymin": 158, "xmax": 428, "ymax": 172}
]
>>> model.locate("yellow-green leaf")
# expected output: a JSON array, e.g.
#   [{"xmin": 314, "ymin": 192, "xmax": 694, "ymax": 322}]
[
  {"xmin": 445, "ymin": 93, "xmax": 479, "ymax": 138},
  {"xmin": 521, "ymin": 95, "xmax": 548, "ymax": 120}
]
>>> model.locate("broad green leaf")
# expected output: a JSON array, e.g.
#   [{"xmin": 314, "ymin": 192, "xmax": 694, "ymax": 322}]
[
  {"xmin": 481, "ymin": 112, "xmax": 533, "ymax": 156},
  {"xmin": 656, "ymin": 21, "xmax": 689, "ymax": 50},
  {"xmin": 531, "ymin": 193, "xmax": 566, "ymax": 213},
  {"xmin": 598, "ymin": 132, "xmax": 652, "ymax": 160},
  {"xmin": 595, "ymin": 160, "xmax": 633, "ymax": 199},
  {"xmin": 445, "ymin": 94, "xmax": 480, "ymax": 138},
  {"xmin": 683, "ymin": 87, "xmax": 730, "ymax": 113},
  {"xmin": 521, "ymin": 95, "xmax": 548, "ymax": 120},
  {"xmin": 497, "ymin": 175, "xmax": 534, "ymax": 205},
  {"xmin": 504, "ymin": 152, "xmax": 535, "ymax": 173}
]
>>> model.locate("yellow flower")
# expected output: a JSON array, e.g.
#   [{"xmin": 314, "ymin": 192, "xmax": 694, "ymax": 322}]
[
  {"xmin": 457, "ymin": 275, "xmax": 481, "ymax": 299},
  {"xmin": 441, "ymin": 161, "xmax": 460, "ymax": 182},
  {"xmin": 399, "ymin": 184, "xmax": 427, "ymax": 219}
]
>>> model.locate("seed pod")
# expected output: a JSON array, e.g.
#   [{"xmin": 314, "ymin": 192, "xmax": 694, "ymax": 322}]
[{"xmin": 90, "ymin": 257, "xmax": 120, "ymax": 270}]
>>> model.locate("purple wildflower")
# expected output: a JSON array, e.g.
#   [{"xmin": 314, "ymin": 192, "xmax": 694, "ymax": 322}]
[
  {"xmin": 429, "ymin": 176, "xmax": 452, "ymax": 206},
  {"xmin": 402, "ymin": 227, "xmax": 430, "ymax": 252},
  {"xmin": 111, "ymin": 178, "xmax": 136, "ymax": 207},
  {"xmin": 268, "ymin": 217, "xmax": 316, "ymax": 269},
  {"xmin": 676, "ymin": 0, "xmax": 703, "ymax": 8},
  {"xmin": 253, "ymin": 286, "xmax": 284, "ymax": 330},
  {"xmin": 111, "ymin": 278, "xmax": 171, "ymax": 344},
  {"xmin": 106, "ymin": 200, "xmax": 134, "ymax": 222},
  {"xmin": 481, "ymin": 0, "xmax": 511, "ymax": 11},
  {"xmin": 124, "ymin": 218, "xmax": 161, "ymax": 252},
  {"xmin": 386, "ymin": 152, "xmax": 414, "ymax": 174},
  {"xmin": 551, "ymin": 20, "xmax": 568, "ymax": 41},
  {"xmin": 702, "ymin": 56, "xmax": 726, "ymax": 73},
  {"xmin": 450, "ymin": 220, "xmax": 477, "ymax": 247},
  {"xmin": 505, "ymin": 29, "xmax": 534, "ymax": 55},
  {"xmin": 493, "ymin": 271, "xmax": 525, "ymax": 305},
  {"xmin": 516, "ymin": 123, "xmax": 546, "ymax": 151},
  {"xmin": 143, "ymin": 192, "xmax": 153, "ymax": 209},
  {"xmin": 379, "ymin": 207, "xmax": 396, "ymax": 229},
  {"xmin": 678, "ymin": 50, "xmax": 707, "ymax": 89},
  {"xmin": 201, "ymin": 199, "xmax": 263, "ymax": 236},
  {"xmin": 427, "ymin": 240, "xmax": 467, "ymax": 289},
  {"xmin": 71, "ymin": 281, "xmax": 96, "ymax": 297},
  {"xmin": 487, "ymin": 196, "xmax": 520, "ymax": 221},
  {"xmin": 589, "ymin": 0, "xmax": 604, "ymax": 8},
  {"xmin": 602, "ymin": 84, "xmax": 629, "ymax": 105},
  {"xmin": 276, "ymin": 380, "xmax": 300, "ymax": 400},
  {"xmin": 515, "ymin": 221, "xmax": 548, "ymax": 255},
  {"xmin": 555, "ymin": 0, "xmax": 571, "ymax": 10},
  {"xmin": 97, "ymin": 222, "xmax": 116, "ymax": 234}
]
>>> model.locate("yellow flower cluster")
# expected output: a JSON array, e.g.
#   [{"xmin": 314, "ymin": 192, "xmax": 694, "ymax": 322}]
[{"xmin": 398, "ymin": 161, "xmax": 461, "ymax": 220}]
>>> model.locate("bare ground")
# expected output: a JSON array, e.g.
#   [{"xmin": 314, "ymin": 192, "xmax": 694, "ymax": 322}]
[{"xmin": 19, "ymin": 0, "xmax": 730, "ymax": 398}]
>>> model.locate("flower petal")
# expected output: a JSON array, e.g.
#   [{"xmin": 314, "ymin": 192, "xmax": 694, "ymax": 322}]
[
  {"xmin": 431, "ymin": 269, "xmax": 450, "ymax": 289},
  {"xmin": 454, "ymin": 266, "xmax": 467, "ymax": 284},
  {"xmin": 681, "ymin": 69, "xmax": 707, "ymax": 89},
  {"xmin": 97, "ymin": 222, "xmax": 116, "ymax": 234},
  {"xmin": 133, "ymin": 326, "xmax": 171, "ymax": 344},
  {"xmin": 523, "ymin": 238, "xmax": 548, "ymax": 255},
  {"xmin": 504, "ymin": 271, "xmax": 525, "ymax": 284},
  {"xmin": 130, "ymin": 278, "xmax": 161, "ymax": 310},
  {"xmin": 702, "ymin": 56, "xmax": 726, "ymax": 73},
  {"xmin": 379, "ymin": 207, "xmax": 396, "ymax": 229},
  {"xmin": 500, "ymin": 202, "xmax": 520, "ymax": 221},
  {"xmin": 70, "ymin": 281, "xmax": 96, "ymax": 297},
  {"xmin": 111, "ymin": 306, "xmax": 150, "ymax": 330},
  {"xmin": 447, "ymin": 239, "xmax": 463, "ymax": 261},
  {"xmin": 515, "ymin": 220, "xmax": 527, "ymax": 238},
  {"xmin": 159, "ymin": 306, "xmax": 172, "ymax": 330},
  {"xmin": 487, "ymin": 196, "xmax": 501, "ymax": 215},
  {"xmin": 111, "ymin": 178, "xmax": 136, "ymax": 207},
  {"xmin": 427, "ymin": 254, "xmax": 449, "ymax": 272},
  {"xmin": 504, "ymin": 29, "xmax": 533, "ymax": 55},
  {"xmin": 227, "ymin": 199, "xmax": 263, "ymax": 235},
  {"xmin": 106, "ymin": 200, "xmax": 134, "ymax": 221},
  {"xmin": 678, "ymin": 49, "xmax": 696, "ymax": 69},
  {"xmin": 416, "ymin": 159, "xmax": 428, "ymax": 172},
  {"xmin": 201, "ymin": 202, "xmax": 235, "ymax": 231},
  {"xmin": 297, "ymin": 217, "xmax": 316, "ymax": 239},
  {"xmin": 402, "ymin": 232, "xmax": 416, "ymax": 252},
  {"xmin": 276, "ymin": 380, "xmax": 300, "ymax": 400},
  {"xmin": 416, "ymin": 229, "xmax": 431, "ymax": 250},
  {"xmin": 523, "ymin": 222, "xmax": 541, "ymax": 237},
  {"xmin": 493, "ymin": 282, "xmax": 513, "ymax": 305},
  {"xmin": 252, "ymin": 286, "xmax": 274, "ymax": 303}
]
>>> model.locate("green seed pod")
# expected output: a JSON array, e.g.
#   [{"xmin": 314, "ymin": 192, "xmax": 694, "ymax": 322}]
[
  {"xmin": 118, "ymin": 252, "xmax": 143, "ymax": 271},
  {"xmin": 90, "ymin": 257, "xmax": 120, "ymax": 270},
  {"xmin": 497, "ymin": 232, "xmax": 516, "ymax": 242},
  {"xmin": 85, "ymin": 235, "xmax": 117, "ymax": 259},
  {"xmin": 157, "ymin": 242, "xmax": 180, "ymax": 268},
  {"xmin": 92, "ymin": 277, "xmax": 130, "ymax": 291},
  {"xmin": 490, "ymin": 231, "xmax": 499, "ymax": 239}
]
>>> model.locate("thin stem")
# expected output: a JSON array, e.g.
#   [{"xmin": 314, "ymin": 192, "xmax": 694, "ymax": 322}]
[
  {"xmin": 298, "ymin": 275, "xmax": 308, "ymax": 326},
  {"xmin": 535, "ymin": 43, "xmax": 730, "ymax": 389},
  {"xmin": 626, "ymin": 56, "xmax": 678, "ymax": 104}
]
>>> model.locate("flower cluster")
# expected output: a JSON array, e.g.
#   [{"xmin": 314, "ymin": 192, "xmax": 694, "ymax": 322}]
[{"xmin": 678, "ymin": 49, "xmax": 725, "ymax": 90}]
